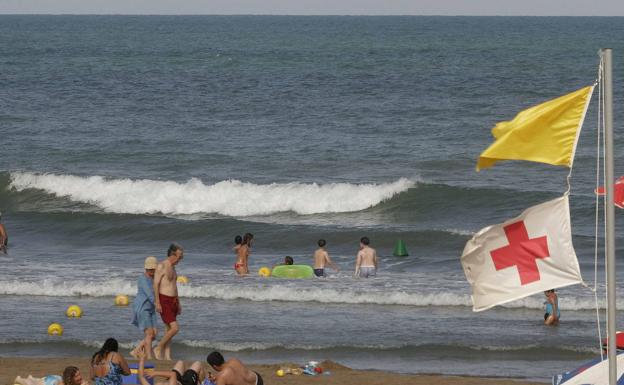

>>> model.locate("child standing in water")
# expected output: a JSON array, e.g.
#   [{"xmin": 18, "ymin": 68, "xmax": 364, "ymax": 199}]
[
  {"xmin": 235, "ymin": 233, "xmax": 253, "ymax": 275},
  {"xmin": 232, "ymin": 235, "xmax": 243, "ymax": 274},
  {"xmin": 544, "ymin": 289, "xmax": 560, "ymax": 325},
  {"xmin": 313, "ymin": 239, "xmax": 340, "ymax": 277}
]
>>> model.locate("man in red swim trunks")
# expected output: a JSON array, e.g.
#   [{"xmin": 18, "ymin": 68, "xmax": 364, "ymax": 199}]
[{"xmin": 154, "ymin": 243, "xmax": 184, "ymax": 360}]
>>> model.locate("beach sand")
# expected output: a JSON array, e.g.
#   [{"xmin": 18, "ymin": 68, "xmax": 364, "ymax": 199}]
[{"xmin": 0, "ymin": 357, "xmax": 545, "ymax": 385}]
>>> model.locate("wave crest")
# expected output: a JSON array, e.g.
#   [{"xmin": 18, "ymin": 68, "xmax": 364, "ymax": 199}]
[
  {"xmin": 0, "ymin": 278, "xmax": 612, "ymax": 310},
  {"xmin": 9, "ymin": 172, "xmax": 416, "ymax": 216}
]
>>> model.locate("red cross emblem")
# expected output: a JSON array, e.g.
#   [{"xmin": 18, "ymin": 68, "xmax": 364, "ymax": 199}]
[{"xmin": 490, "ymin": 220, "xmax": 550, "ymax": 285}]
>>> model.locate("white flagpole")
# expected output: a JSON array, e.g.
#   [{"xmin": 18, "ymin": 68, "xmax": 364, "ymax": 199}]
[{"xmin": 602, "ymin": 48, "xmax": 617, "ymax": 385}]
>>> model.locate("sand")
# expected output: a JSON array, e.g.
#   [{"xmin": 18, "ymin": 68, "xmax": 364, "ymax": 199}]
[{"xmin": 0, "ymin": 357, "xmax": 546, "ymax": 385}]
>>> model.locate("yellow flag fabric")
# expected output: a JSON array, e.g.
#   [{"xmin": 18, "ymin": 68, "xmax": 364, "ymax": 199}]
[{"xmin": 477, "ymin": 86, "xmax": 594, "ymax": 171}]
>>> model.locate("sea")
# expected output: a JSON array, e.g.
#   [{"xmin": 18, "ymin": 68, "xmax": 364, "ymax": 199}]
[{"xmin": 2, "ymin": 15, "xmax": 624, "ymax": 382}]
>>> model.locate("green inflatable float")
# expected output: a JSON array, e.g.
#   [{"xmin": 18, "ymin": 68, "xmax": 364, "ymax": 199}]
[{"xmin": 271, "ymin": 264, "xmax": 314, "ymax": 279}]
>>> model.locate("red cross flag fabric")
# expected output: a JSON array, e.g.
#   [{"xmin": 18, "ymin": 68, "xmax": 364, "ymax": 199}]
[{"xmin": 461, "ymin": 195, "xmax": 582, "ymax": 312}]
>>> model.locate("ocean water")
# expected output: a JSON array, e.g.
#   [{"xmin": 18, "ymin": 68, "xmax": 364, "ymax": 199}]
[{"xmin": 2, "ymin": 15, "xmax": 624, "ymax": 381}]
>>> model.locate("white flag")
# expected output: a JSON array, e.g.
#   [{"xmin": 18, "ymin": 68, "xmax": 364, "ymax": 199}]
[{"xmin": 461, "ymin": 195, "xmax": 582, "ymax": 312}]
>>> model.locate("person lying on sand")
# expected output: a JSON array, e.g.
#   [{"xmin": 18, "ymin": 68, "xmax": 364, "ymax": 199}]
[
  {"xmin": 206, "ymin": 351, "xmax": 263, "ymax": 385},
  {"xmin": 136, "ymin": 350, "xmax": 205, "ymax": 385},
  {"xmin": 15, "ymin": 366, "xmax": 85, "ymax": 385}
]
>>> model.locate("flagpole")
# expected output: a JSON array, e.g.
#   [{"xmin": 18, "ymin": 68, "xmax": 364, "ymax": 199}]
[{"xmin": 602, "ymin": 48, "xmax": 617, "ymax": 385}]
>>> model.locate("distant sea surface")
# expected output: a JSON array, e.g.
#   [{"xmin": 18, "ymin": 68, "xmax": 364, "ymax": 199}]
[{"xmin": 2, "ymin": 16, "xmax": 624, "ymax": 381}]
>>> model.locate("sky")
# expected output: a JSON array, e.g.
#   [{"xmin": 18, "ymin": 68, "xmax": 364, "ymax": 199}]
[{"xmin": 0, "ymin": 0, "xmax": 623, "ymax": 16}]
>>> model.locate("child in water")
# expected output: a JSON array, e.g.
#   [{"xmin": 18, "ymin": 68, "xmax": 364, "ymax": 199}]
[{"xmin": 544, "ymin": 289, "xmax": 560, "ymax": 325}]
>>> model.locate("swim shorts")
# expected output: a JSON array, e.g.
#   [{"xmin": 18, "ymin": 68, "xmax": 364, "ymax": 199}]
[
  {"xmin": 313, "ymin": 268, "xmax": 324, "ymax": 277},
  {"xmin": 359, "ymin": 266, "xmax": 376, "ymax": 278},
  {"xmin": 173, "ymin": 369, "xmax": 198, "ymax": 385},
  {"xmin": 159, "ymin": 294, "xmax": 179, "ymax": 324}
]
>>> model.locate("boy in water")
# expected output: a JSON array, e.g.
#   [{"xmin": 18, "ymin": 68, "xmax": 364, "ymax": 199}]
[
  {"xmin": 355, "ymin": 236, "xmax": 377, "ymax": 278},
  {"xmin": 544, "ymin": 289, "xmax": 560, "ymax": 325},
  {"xmin": 313, "ymin": 239, "xmax": 339, "ymax": 277}
]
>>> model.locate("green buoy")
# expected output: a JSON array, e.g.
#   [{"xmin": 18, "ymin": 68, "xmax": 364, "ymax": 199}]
[{"xmin": 393, "ymin": 239, "xmax": 409, "ymax": 257}]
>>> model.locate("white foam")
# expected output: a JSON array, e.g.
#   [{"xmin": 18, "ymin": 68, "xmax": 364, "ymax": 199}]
[
  {"xmin": 0, "ymin": 278, "xmax": 613, "ymax": 310},
  {"xmin": 9, "ymin": 172, "xmax": 416, "ymax": 216},
  {"xmin": 0, "ymin": 338, "xmax": 598, "ymax": 355}
]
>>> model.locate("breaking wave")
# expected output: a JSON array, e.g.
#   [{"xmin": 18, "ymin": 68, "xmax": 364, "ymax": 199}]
[
  {"xmin": 8, "ymin": 172, "xmax": 416, "ymax": 216},
  {"xmin": 0, "ymin": 278, "xmax": 612, "ymax": 310}
]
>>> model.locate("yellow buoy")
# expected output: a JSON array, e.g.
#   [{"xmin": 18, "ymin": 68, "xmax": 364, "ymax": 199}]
[
  {"xmin": 66, "ymin": 305, "xmax": 82, "ymax": 318},
  {"xmin": 258, "ymin": 267, "xmax": 271, "ymax": 277},
  {"xmin": 47, "ymin": 323, "xmax": 63, "ymax": 336},
  {"xmin": 276, "ymin": 369, "xmax": 284, "ymax": 377},
  {"xmin": 176, "ymin": 275, "xmax": 189, "ymax": 284},
  {"xmin": 115, "ymin": 295, "xmax": 129, "ymax": 306}
]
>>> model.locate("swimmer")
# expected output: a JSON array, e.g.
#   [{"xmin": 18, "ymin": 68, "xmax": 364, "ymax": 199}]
[
  {"xmin": 354, "ymin": 236, "xmax": 377, "ymax": 278},
  {"xmin": 544, "ymin": 289, "xmax": 560, "ymax": 326},
  {"xmin": 313, "ymin": 239, "xmax": 339, "ymax": 277},
  {"xmin": 207, "ymin": 351, "xmax": 263, "ymax": 385},
  {"xmin": 234, "ymin": 233, "xmax": 253, "ymax": 275},
  {"xmin": 0, "ymin": 211, "xmax": 7, "ymax": 254},
  {"xmin": 273, "ymin": 256, "xmax": 294, "ymax": 267}
]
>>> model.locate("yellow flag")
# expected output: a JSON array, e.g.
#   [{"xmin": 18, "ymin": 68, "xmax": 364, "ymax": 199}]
[{"xmin": 477, "ymin": 86, "xmax": 594, "ymax": 171}]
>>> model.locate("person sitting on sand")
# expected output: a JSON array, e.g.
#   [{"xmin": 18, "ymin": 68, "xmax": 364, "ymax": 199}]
[
  {"xmin": 0, "ymin": 211, "xmax": 8, "ymax": 254},
  {"xmin": 130, "ymin": 256, "xmax": 159, "ymax": 359},
  {"xmin": 234, "ymin": 233, "xmax": 253, "ymax": 275},
  {"xmin": 15, "ymin": 366, "xmax": 85, "ymax": 385},
  {"xmin": 544, "ymin": 289, "xmax": 560, "ymax": 326},
  {"xmin": 90, "ymin": 338, "xmax": 131, "ymax": 385},
  {"xmin": 136, "ymin": 349, "xmax": 205, "ymax": 385},
  {"xmin": 313, "ymin": 239, "xmax": 339, "ymax": 277},
  {"xmin": 355, "ymin": 236, "xmax": 377, "ymax": 278},
  {"xmin": 206, "ymin": 351, "xmax": 263, "ymax": 385}
]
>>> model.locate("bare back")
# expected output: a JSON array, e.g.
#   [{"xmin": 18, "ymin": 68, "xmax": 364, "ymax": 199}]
[
  {"xmin": 357, "ymin": 246, "xmax": 377, "ymax": 267},
  {"xmin": 313, "ymin": 248, "xmax": 329, "ymax": 269},
  {"xmin": 155, "ymin": 260, "xmax": 178, "ymax": 297},
  {"xmin": 216, "ymin": 359, "xmax": 256, "ymax": 385},
  {"xmin": 236, "ymin": 245, "xmax": 250, "ymax": 274},
  {"xmin": 0, "ymin": 223, "xmax": 7, "ymax": 244}
]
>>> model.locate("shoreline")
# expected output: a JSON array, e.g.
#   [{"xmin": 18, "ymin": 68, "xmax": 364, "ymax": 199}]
[{"xmin": 0, "ymin": 356, "xmax": 547, "ymax": 385}]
